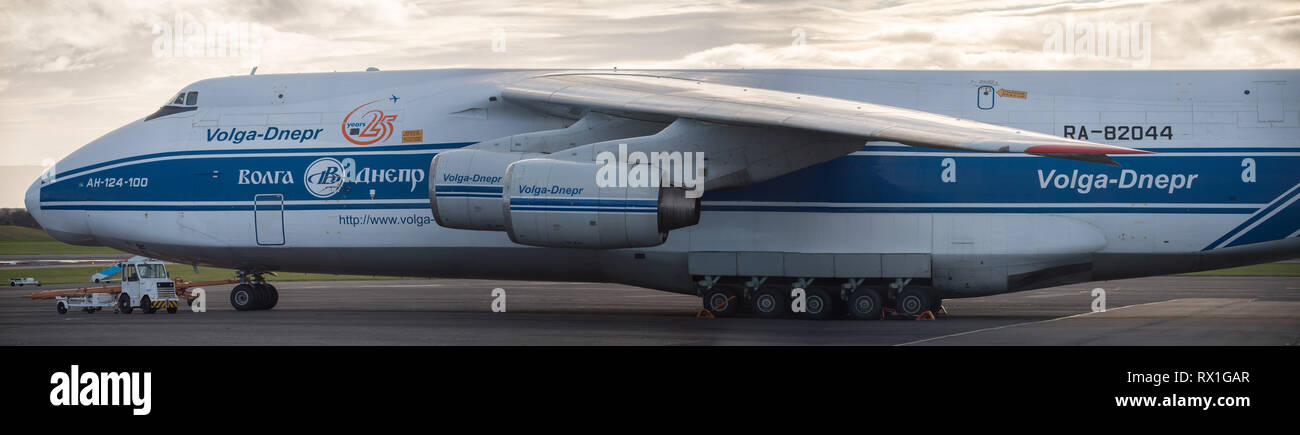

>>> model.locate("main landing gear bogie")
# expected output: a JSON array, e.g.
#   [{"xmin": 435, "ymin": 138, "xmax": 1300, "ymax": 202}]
[
  {"xmin": 230, "ymin": 271, "xmax": 279, "ymax": 311},
  {"xmin": 697, "ymin": 277, "xmax": 942, "ymax": 321}
]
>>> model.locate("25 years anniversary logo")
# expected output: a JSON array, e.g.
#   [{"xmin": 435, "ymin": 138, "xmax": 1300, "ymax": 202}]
[{"xmin": 341, "ymin": 100, "xmax": 399, "ymax": 145}]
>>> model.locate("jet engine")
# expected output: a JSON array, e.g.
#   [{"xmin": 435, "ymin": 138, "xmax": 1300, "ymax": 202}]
[
  {"xmin": 501, "ymin": 158, "xmax": 699, "ymax": 249},
  {"xmin": 428, "ymin": 149, "xmax": 541, "ymax": 230}
]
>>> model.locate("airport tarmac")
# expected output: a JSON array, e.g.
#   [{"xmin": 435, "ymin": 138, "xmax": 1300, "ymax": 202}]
[{"xmin": 2, "ymin": 275, "xmax": 1297, "ymax": 345}]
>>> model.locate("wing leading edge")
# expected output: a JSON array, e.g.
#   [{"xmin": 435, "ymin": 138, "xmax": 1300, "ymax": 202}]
[{"xmin": 501, "ymin": 73, "xmax": 1153, "ymax": 165}]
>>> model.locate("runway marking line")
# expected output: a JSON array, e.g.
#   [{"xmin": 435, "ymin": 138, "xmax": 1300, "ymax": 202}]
[{"xmin": 893, "ymin": 299, "xmax": 1181, "ymax": 346}]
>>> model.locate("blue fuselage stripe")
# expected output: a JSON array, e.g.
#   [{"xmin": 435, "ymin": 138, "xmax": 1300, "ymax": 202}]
[
  {"xmin": 509, "ymin": 198, "xmax": 659, "ymax": 207},
  {"xmin": 434, "ymin": 193, "xmax": 503, "ymax": 198},
  {"xmin": 510, "ymin": 206, "xmax": 658, "ymax": 213},
  {"xmin": 42, "ymin": 203, "xmax": 430, "ymax": 211},
  {"xmin": 701, "ymin": 205, "xmax": 1254, "ymax": 214},
  {"xmin": 36, "ymin": 144, "xmax": 1300, "ymax": 248},
  {"xmin": 41, "ymin": 203, "xmax": 1257, "ymax": 214},
  {"xmin": 434, "ymin": 185, "xmax": 503, "ymax": 193},
  {"xmin": 1202, "ymin": 183, "xmax": 1300, "ymax": 249},
  {"xmin": 54, "ymin": 142, "xmax": 474, "ymax": 180}
]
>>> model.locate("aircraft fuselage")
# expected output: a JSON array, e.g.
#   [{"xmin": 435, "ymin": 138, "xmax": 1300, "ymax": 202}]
[{"xmin": 26, "ymin": 69, "xmax": 1300, "ymax": 298}]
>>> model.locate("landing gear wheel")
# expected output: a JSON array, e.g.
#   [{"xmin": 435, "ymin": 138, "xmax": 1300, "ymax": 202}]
[
  {"xmin": 896, "ymin": 288, "xmax": 933, "ymax": 317},
  {"xmin": 800, "ymin": 287, "xmax": 836, "ymax": 320},
  {"xmin": 83, "ymin": 307, "xmax": 95, "ymax": 314},
  {"xmin": 230, "ymin": 284, "xmax": 256, "ymax": 311},
  {"xmin": 251, "ymin": 284, "xmax": 270, "ymax": 310},
  {"xmin": 56, "ymin": 301, "xmax": 67, "ymax": 315},
  {"xmin": 141, "ymin": 296, "xmax": 155, "ymax": 314},
  {"xmin": 931, "ymin": 297, "xmax": 944, "ymax": 314},
  {"xmin": 701, "ymin": 286, "xmax": 740, "ymax": 317},
  {"xmin": 264, "ymin": 285, "xmax": 278, "ymax": 310},
  {"xmin": 848, "ymin": 288, "xmax": 883, "ymax": 320},
  {"xmin": 118, "ymin": 293, "xmax": 133, "ymax": 314},
  {"xmin": 752, "ymin": 287, "xmax": 788, "ymax": 319}
]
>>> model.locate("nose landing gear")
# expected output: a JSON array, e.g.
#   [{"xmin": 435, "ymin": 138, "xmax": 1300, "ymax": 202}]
[{"xmin": 230, "ymin": 271, "xmax": 279, "ymax": 311}]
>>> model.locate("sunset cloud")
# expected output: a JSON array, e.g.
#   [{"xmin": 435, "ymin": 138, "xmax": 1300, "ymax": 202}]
[{"xmin": 0, "ymin": 0, "xmax": 1295, "ymax": 174}]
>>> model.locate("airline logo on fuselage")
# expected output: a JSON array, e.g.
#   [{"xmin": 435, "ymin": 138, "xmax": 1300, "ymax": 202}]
[
  {"xmin": 206, "ymin": 127, "xmax": 323, "ymax": 144},
  {"xmin": 517, "ymin": 184, "xmax": 584, "ymax": 197},
  {"xmin": 304, "ymin": 158, "xmax": 345, "ymax": 198},
  {"xmin": 441, "ymin": 173, "xmax": 502, "ymax": 184},
  {"xmin": 341, "ymin": 100, "xmax": 398, "ymax": 145},
  {"xmin": 1037, "ymin": 169, "xmax": 1199, "ymax": 194},
  {"xmin": 303, "ymin": 157, "xmax": 426, "ymax": 198}
]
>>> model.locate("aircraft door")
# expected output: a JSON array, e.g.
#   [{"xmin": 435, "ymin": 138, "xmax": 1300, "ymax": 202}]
[
  {"xmin": 977, "ymin": 85, "xmax": 995, "ymax": 110},
  {"xmin": 254, "ymin": 194, "xmax": 286, "ymax": 245},
  {"xmin": 1256, "ymin": 81, "xmax": 1284, "ymax": 122}
]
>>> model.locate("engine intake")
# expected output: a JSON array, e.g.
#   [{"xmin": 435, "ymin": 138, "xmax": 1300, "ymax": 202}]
[{"xmin": 429, "ymin": 149, "xmax": 541, "ymax": 230}]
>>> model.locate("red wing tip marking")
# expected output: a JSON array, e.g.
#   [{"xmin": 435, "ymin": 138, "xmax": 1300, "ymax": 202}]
[{"xmin": 1024, "ymin": 144, "xmax": 1156, "ymax": 155}]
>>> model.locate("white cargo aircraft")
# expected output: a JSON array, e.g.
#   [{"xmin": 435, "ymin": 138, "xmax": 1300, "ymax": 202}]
[{"xmin": 24, "ymin": 69, "xmax": 1300, "ymax": 319}]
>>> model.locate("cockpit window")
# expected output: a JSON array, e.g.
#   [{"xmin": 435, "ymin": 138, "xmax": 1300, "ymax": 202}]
[{"xmin": 147, "ymin": 90, "xmax": 200, "ymax": 121}]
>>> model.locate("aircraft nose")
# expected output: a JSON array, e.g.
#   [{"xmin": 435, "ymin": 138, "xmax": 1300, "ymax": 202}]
[
  {"xmin": 24, "ymin": 177, "xmax": 41, "ymax": 226},
  {"xmin": 26, "ymin": 172, "xmax": 99, "ymax": 246}
]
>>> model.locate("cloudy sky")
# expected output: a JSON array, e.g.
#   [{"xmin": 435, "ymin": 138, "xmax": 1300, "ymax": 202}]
[{"xmin": 0, "ymin": 0, "xmax": 1296, "ymax": 173}]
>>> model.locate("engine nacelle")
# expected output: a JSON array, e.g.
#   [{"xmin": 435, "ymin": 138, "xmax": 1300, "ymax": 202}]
[
  {"xmin": 429, "ymin": 149, "xmax": 541, "ymax": 230},
  {"xmin": 502, "ymin": 159, "xmax": 700, "ymax": 249}
]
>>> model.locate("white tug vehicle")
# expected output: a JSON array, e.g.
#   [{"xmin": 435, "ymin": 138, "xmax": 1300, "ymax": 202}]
[{"xmin": 49, "ymin": 256, "xmax": 182, "ymax": 314}]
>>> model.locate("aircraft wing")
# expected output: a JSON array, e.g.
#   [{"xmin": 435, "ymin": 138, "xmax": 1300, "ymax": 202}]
[{"xmin": 501, "ymin": 73, "xmax": 1152, "ymax": 165}]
